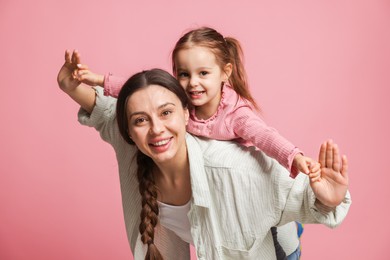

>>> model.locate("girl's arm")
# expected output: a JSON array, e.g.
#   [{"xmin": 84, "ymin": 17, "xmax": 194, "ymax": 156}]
[
  {"xmin": 230, "ymin": 106, "xmax": 317, "ymax": 178},
  {"xmin": 57, "ymin": 50, "xmax": 96, "ymax": 113},
  {"xmin": 73, "ymin": 66, "xmax": 126, "ymax": 98}
]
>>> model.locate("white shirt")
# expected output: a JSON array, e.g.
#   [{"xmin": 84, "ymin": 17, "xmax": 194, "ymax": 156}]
[
  {"xmin": 78, "ymin": 87, "xmax": 351, "ymax": 260},
  {"xmin": 158, "ymin": 200, "xmax": 193, "ymax": 245}
]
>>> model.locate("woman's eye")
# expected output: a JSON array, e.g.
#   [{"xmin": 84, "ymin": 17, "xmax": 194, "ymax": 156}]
[
  {"xmin": 162, "ymin": 110, "xmax": 172, "ymax": 117},
  {"xmin": 134, "ymin": 117, "xmax": 147, "ymax": 125}
]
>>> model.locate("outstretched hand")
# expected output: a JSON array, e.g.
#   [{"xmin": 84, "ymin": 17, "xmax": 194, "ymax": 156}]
[
  {"xmin": 57, "ymin": 50, "xmax": 97, "ymax": 113},
  {"xmin": 73, "ymin": 63, "xmax": 105, "ymax": 87},
  {"xmin": 57, "ymin": 50, "xmax": 82, "ymax": 94},
  {"xmin": 310, "ymin": 140, "xmax": 349, "ymax": 207}
]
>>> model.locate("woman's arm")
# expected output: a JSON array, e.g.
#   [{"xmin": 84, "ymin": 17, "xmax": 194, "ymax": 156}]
[{"xmin": 57, "ymin": 50, "xmax": 96, "ymax": 113}]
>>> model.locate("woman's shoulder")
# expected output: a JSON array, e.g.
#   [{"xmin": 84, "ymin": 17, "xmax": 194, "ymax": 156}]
[{"xmin": 186, "ymin": 134, "xmax": 276, "ymax": 170}]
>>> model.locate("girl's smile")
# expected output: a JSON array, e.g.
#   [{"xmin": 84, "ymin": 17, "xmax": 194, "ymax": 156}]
[{"xmin": 175, "ymin": 46, "xmax": 231, "ymax": 120}]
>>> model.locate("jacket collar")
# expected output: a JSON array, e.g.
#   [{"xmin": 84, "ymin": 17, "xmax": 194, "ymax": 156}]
[{"xmin": 185, "ymin": 133, "xmax": 211, "ymax": 208}]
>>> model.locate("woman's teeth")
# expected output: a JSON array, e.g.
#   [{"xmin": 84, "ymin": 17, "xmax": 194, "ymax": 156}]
[{"xmin": 153, "ymin": 139, "xmax": 170, "ymax": 146}]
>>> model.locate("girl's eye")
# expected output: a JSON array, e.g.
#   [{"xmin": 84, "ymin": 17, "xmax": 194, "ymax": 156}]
[
  {"xmin": 178, "ymin": 72, "xmax": 189, "ymax": 78},
  {"xmin": 200, "ymin": 71, "xmax": 208, "ymax": 76}
]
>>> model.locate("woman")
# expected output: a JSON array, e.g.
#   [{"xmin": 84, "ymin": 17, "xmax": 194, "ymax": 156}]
[{"xmin": 58, "ymin": 50, "xmax": 351, "ymax": 260}]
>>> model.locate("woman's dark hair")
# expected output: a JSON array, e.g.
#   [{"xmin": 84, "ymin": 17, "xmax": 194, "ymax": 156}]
[{"xmin": 116, "ymin": 68, "xmax": 189, "ymax": 260}]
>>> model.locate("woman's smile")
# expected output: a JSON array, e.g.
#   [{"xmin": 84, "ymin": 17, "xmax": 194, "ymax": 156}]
[{"xmin": 126, "ymin": 85, "xmax": 189, "ymax": 164}]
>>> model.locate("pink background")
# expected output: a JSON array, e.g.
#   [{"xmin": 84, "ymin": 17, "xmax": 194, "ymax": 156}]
[{"xmin": 1, "ymin": 0, "xmax": 389, "ymax": 259}]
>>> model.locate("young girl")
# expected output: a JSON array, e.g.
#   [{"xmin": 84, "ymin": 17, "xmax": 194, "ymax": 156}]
[{"xmin": 74, "ymin": 27, "xmax": 320, "ymax": 180}]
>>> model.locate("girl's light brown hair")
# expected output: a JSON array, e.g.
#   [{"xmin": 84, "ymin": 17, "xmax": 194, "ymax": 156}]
[{"xmin": 172, "ymin": 27, "xmax": 259, "ymax": 110}]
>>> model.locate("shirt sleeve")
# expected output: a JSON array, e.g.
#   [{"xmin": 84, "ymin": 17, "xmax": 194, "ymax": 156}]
[
  {"xmin": 78, "ymin": 86, "xmax": 125, "ymax": 146},
  {"xmin": 228, "ymin": 106, "xmax": 303, "ymax": 178},
  {"xmin": 273, "ymin": 171, "xmax": 351, "ymax": 228},
  {"xmin": 103, "ymin": 73, "xmax": 128, "ymax": 98}
]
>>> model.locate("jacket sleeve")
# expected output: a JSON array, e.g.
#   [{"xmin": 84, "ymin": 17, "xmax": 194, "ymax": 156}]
[
  {"xmin": 272, "ymin": 166, "xmax": 352, "ymax": 228},
  {"xmin": 78, "ymin": 86, "xmax": 127, "ymax": 147}
]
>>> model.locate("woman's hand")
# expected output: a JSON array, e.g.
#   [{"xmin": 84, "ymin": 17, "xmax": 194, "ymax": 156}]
[
  {"xmin": 57, "ymin": 50, "xmax": 97, "ymax": 113},
  {"xmin": 310, "ymin": 140, "xmax": 349, "ymax": 207},
  {"xmin": 57, "ymin": 50, "xmax": 82, "ymax": 94}
]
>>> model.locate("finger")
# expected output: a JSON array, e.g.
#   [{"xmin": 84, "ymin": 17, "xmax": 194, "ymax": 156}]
[
  {"xmin": 77, "ymin": 70, "xmax": 90, "ymax": 79},
  {"xmin": 64, "ymin": 50, "xmax": 71, "ymax": 63},
  {"xmin": 332, "ymin": 143, "xmax": 341, "ymax": 172},
  {"xmin": 71, "ymin": 49, "xmax": 80, "ymax": 65},
  {"xmin": 77, "ymin": 64, "xmax": 89, "ymax": 70},
  {"xmin": 340, "ymin": 155, "xmax": 348, "ymax": 179},
  {"xmin": 326, "ymin": 139, "xmax": 334, "ymax": 168},
  {"xmin": 310, "ymin": 162, "xmax": 321, "ymax": 173},
  {"xmin": 319, "ymin": 141, "xmax": 327, "ymax": 167},
  {"xmin": 72, "ymin": 70, "xmax": 78, "ymax": 80},
  {"xmin": 74, "ymin": 50, "xmax": 81, "ymax": 64},
  {"xmin": 310, "ymin": 174, "xmax": 321, "ymax": 182},
  {"xmin": 309, "ymin": 170, "xmax": 321, "ymax": 182},
  {"xmin": 300, "ymin": 161, "xmax": 310, "ymax": 174}
]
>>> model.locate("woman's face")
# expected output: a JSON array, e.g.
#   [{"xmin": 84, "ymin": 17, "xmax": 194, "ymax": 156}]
[{"xmin": 126, "ymin": 85, "xmax": 189, "ymax": 165}]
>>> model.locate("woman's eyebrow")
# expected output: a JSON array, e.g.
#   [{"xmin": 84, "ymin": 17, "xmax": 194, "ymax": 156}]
[
  {"xmin": 129, "ymin": 103, "xmax": 176, "ymax": 118},
  {"xmin": 158, "ymin": 102, "xmax": 176, "ymax": 109}
]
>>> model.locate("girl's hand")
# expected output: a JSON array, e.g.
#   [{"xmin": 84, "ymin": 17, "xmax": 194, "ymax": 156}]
[
  {"xmin": 293, "ymin": 154, "xmax": 317, "ymax": 175},
  {"xmin": 73, "ymin": 64, "xmax": 105, "ymax": 87},
  {"xmin": 310, "ymin": 140, "xmax": 349, "ymax": 207}
]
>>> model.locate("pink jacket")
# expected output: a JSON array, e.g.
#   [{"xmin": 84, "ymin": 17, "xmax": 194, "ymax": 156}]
[{"xmin": 103, "ymin": 73, "xmax": 302, "ymax": 178}]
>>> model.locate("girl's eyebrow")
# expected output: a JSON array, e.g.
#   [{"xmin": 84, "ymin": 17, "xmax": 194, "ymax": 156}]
[{"xmin": 129, "ymin": 103, "xmax": 176, "ymax": 118}]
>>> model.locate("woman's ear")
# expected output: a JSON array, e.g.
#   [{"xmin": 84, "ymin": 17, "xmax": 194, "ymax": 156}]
[{"xmin": 223, "ymin": 63, "xmax": 233, "ymax": 81}]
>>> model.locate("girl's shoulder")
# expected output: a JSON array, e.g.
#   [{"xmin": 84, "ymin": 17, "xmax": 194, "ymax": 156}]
[{"xmin": 222, "ymin": 84, "xmax": 255, "ymax": 109}]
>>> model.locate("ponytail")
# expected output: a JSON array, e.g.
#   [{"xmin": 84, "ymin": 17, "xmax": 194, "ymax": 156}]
[{"xmin": 224, "ymin": 37, "xmax": 259, "ymax": 110}]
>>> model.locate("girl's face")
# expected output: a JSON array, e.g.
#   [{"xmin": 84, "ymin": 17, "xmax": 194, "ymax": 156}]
[
  {"xmin": 126, "ymin": 85, "xmax": 189, "ymax": 166},
  {"xmin": 175, "ymin": 46, "xmax": 232, "ymax": 119}
]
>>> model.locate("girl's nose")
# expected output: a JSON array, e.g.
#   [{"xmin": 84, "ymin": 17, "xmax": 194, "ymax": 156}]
[{"xmin": 189, "ymin": 76, "xmax": 199, "ymax": 87}]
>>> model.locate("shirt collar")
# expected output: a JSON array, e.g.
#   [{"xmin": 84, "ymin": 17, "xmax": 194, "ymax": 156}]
[{"xmin": 185, "ymin": 133, "xmax": 211, "ymax": 208}]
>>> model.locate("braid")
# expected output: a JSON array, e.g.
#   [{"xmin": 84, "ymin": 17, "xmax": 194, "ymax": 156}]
[{"xmin": 136, "ymin": 151, "xmax": 163, "ymax": 260}]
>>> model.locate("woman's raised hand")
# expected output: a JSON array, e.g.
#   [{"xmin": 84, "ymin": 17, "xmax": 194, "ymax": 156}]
[
  {"xmin": 310, "ymin": 140, "xmax": 349, "ymax": 207},
  {"xmin": 57, "ymin": 50, "xmax": 82, "ymax": 94},
  {"xmin": 57, "ymin": 50, "xmax": 97, "ymax": 113}
]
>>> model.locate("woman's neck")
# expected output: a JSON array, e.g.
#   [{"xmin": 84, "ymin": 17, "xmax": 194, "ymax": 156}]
[{"xmin": 153, "ymin": 146, "xmax": 192, "ymax": 206}]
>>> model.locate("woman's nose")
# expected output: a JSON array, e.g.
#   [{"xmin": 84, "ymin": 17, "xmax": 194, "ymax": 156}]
[{"xmin": 149, "ymin": 118, "xmax": 165, "ymax": 135}]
